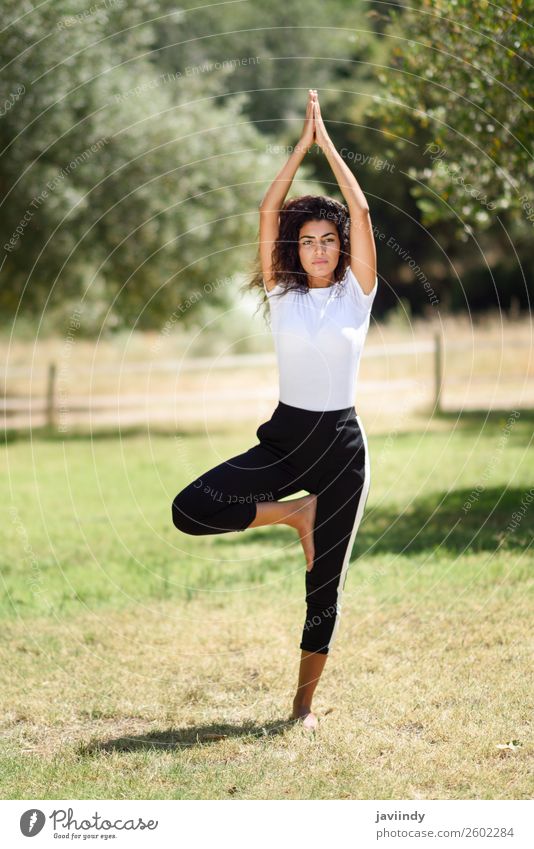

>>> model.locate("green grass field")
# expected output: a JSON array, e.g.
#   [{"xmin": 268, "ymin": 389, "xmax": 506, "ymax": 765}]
[{"xmin": 1, "ymin": 410, "xmax": 533, "ymax": 799}]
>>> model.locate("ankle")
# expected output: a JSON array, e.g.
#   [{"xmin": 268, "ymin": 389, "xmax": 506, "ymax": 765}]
[{"xmin": 293, "ymin": 695, "xmax": 313, "ymax": 713}]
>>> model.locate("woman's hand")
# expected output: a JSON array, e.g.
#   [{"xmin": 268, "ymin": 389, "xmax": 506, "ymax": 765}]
[
  {"xmin": 313, "ymin": 94, "xmax": 332, "ymax": 152},
  {"xmin": 297, "ymin": 89, "xmax": 317, "ymax": 152},
  {"xmin": 259, "ymin": 90, "xmax": 317, "ymax": 217}
]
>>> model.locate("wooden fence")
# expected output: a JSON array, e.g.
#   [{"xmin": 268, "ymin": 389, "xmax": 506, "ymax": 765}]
[{"xmin": 2, "ymin": 332, "xmax": 532, "ymax": 433}]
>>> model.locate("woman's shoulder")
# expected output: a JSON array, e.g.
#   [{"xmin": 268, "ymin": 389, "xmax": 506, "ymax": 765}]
[
  {"xmin": 342, "ymin": 265, "xmax": 378, "ymax": 311},
  {"xmin": 262, "ymin": 278, "xmax": 284, "ymax": 296},
  {"xmin": 263, "ymin": 278, "xmax": 296, "ymax": 299}
]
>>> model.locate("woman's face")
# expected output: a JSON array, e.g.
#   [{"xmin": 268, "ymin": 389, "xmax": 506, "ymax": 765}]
[{"xmin": 297, "ymin": 218, "xmax": 341, "ymax": 283}]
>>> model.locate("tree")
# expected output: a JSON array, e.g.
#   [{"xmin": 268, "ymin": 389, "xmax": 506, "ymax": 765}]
[
  {"xmin": 151, "ymin": 0, "xmax": 376, "ymax": 131},
  {"xmin": 367, "ymin": 0, "xmax": 533, "ymax": 233},
  {"xmin": 0, "ymin": 0, "xmax": 282, "ymax": 330}
]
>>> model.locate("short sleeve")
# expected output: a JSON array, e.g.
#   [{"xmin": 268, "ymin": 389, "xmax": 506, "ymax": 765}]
[
  {"xmin": 345, "ymin": 265, "xmax": 378, "ymax": 312},
  {"xmin": 263, "ymin": 278, "xmax": 283, "ymax": 297}
]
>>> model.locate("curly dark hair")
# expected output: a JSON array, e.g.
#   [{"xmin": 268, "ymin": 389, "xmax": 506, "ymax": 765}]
[{"xmin": 243, "ymin": 194, "xmax": 351, "ymax": 323}]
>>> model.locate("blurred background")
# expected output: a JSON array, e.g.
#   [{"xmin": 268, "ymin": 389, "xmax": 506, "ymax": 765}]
[{"xmin": 1, "ymin": 0, "xmax": 532, "ymax": 432}]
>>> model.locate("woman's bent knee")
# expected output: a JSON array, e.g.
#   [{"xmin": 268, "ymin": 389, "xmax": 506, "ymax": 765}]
[{"xmin": 171, "ymin": 489, "xmax": 206, "ymax": 535}]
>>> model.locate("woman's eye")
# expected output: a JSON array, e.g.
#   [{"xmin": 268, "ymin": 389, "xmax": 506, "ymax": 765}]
[{"xmin": 301, "ymin": 238, "xmax": 335, "ymax": 246}]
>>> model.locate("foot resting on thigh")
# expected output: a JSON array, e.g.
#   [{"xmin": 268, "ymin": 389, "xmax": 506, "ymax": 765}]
[{"xmin": 249, "ymin": 492, "xmax": 317, "ymax": 571}]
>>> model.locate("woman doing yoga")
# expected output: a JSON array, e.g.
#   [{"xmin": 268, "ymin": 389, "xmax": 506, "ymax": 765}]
[{"xmin": 172, "ymin": 90, "xmax": 378, "ymax": 731}]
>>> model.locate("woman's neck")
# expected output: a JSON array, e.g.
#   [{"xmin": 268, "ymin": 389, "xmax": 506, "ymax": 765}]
[{"xmin": 307, "ymin": 273, "xmax": 333, "ymax": 289}]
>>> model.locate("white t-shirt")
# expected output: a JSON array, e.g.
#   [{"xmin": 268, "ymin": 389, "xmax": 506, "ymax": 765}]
[{"xmin": 263, "ymin": 265, "xmax": 377, "ymax": 411}]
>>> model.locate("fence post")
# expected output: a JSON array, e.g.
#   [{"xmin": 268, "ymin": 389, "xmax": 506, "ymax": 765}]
[
  {"xmin": 433, "ymin": 331, "xmax": 443, "ymax": 413},
  {"xmin": 45, "ymin": 362, "xmax": 57, "ymax": 430}
]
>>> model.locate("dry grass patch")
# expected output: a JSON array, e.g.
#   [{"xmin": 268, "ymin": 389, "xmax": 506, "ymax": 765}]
[{"xmin": 1, "ymin": 592, "xmax": 531, "ymax": 799}]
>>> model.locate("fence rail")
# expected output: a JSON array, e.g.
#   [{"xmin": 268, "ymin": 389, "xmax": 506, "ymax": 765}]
[{"xmin": 2, "ymin": 333, "xmax": 531, "ymax": 433}]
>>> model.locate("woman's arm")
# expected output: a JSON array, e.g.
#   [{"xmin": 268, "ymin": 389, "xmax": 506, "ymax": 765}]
[
  {"xmin": 259, "ymin": 90, "xmax": 317, "ymax": 290},
  {"xmin": 314, "ymin": 96, "xmax": 377, "ymax": 295}
]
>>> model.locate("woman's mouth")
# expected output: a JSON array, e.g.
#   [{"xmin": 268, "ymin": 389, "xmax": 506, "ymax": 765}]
[{"xmin": 313, "ymin": 260, "xmax": 328, "ymax": 265}]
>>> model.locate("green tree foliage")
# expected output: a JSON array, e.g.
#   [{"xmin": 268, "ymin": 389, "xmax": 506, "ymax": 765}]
[
  {"xmin": 3, "ymin": 0, "xmax": 528, "ymax": 329},
  {"xmin": 0, "ymin": 0, "xmax": 275, "ymax": 330},
  {"xmin": 152, "ymin": 0, "xmax": 374, "ymax": 132},
  {"xmin": 314, "ymin": 0, "xmax": 533, "ymax": 314},
  {"xmin": 368, "ymin": 0, "xmax": 533, "ymax": 231}
]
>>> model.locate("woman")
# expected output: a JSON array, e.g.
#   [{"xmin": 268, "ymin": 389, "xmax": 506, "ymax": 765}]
[{"xmin": 172, "ymin": 90, "xmax": 377, "ymax": 732}]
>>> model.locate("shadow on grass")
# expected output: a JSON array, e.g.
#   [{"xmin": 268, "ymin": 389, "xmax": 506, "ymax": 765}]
[
  {"xmin": 364, "ymin": 408, "xmax": 534, "ymax": 443},
  {"xmin": 358, "ymin": 485, "xmax": 532, "ymax": 555},
  {"xmin": 0, "ymin": 423, "xmax": 245, "ymax": 445},
  {"xmin": 436, "ymin": 408, "xmax": 534, "ymax": 432},
  {"xmin": 77, "ymin": 718, "xmax": 299, "ymax": 754}
]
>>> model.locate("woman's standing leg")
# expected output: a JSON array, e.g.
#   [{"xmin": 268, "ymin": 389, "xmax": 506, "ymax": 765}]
[{"xmin": 292, "ymin": 415, "xmax": 371, "ymax": 725}]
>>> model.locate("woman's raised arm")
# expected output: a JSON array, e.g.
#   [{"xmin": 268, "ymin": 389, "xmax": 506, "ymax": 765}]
[
  {"xmin": 313, "ymin": 95, "xmax": 377, "ymax": 295},
  {"xmin": 259, "ymin": 90, "xmax": 317, "ymax": 290}
]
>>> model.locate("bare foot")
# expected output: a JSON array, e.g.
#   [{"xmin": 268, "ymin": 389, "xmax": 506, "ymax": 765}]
[
  {"xmin": 249, "ymin": 492, "xmax": 317, "ymax": 570},
  {"xmin": 291, "ymin": 494, "xmax": 317, "ymax": 571},
  {"xmin": 291, "ymin": 703, "xmax": 318, "ymax": 732},
  {"xmin": 300, "ymin": 711, "xmax": 318, "ymax": 731}
]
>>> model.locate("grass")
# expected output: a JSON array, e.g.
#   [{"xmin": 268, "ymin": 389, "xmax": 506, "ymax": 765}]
[{"xmin": 1, "ymin": 410, "xmax": 533, "ymax": 799}]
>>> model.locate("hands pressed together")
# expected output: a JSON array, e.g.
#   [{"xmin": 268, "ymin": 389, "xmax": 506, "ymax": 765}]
[{"xmin": 299, "ymin": 89, "xmax": 331, "ymax": 152}]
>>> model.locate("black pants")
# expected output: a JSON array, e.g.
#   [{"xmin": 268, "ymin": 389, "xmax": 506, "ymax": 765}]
[{"xmin": 171, "ymin": 400, "xmax": 371, "ymax": 655}]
